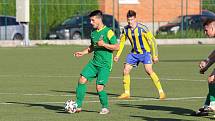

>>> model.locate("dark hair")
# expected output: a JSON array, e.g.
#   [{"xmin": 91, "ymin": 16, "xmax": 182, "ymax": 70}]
[
  {"xmin": 127, "ymin": 10, "xmax": 136, "ymax": 18},
  {"xmin": 89, "ymin": 10, "xmax": 103, "ymax": 19},
  {"xmin": 204, "ymin": 18, "xmax": 215, "ymax": 26}
]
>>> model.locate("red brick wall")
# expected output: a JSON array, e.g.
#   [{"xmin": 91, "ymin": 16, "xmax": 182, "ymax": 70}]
[
  {"xmin": 99, "ymin": 0, "xmax": 119, "ymax": 20},
  {"xmin": 99, "ymin": 0, "xmax": 201, "ymax": 23}
]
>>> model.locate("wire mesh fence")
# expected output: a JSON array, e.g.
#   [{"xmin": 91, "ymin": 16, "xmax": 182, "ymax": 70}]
[{"xmin": 0, "ymin": 0, "xmax": 215, "ymax": 40}]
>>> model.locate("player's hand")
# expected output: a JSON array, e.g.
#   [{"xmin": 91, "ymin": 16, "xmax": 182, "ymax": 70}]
[
  {"xmin": 114, "ymin": 56, "xmax": 119, "ymax": 62},
  {"xmin": 200, "ymin": 68, "xmax": 207, "ymax": 74},
  {"xmin": 97, "ymin": 39, "xmax": 105, "ymax": 47},
  {"xmin": 199, "ymin": 60, "xmax": 207, "ymax": 69},
  {"xmin": 74, "ymin": 52, "xmax": 83, "ymax": 57},
  {"xmin": 199, "ymin": 60, "xmax": 208, "ymax": 74},
  {"xmin": 153, "ymin": 57, "xmax": 159, "ymax": 64}
]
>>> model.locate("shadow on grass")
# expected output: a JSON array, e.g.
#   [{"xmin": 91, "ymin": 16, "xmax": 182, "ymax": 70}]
[
  {"xmin": 6, "ymin": 101, "xmax": 97, "ymax": 114},
  {"xmin": 118, "ymin": 103, "xmax": 194, "ymax": 115},
  {"xmin": 130, "ymin": 115, "xmax": 194, "ymax": 121},
  {"xmin": 117, "ymin": 103, "xmax": 208, "ymax": 120}
]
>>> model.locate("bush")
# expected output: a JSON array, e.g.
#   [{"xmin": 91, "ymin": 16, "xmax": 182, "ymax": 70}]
[
  {"xmin": 203, "ymin": 0, "xmax": 215, "ymax": 13},
  {"xmin": 155, "ymin": 29, "xmax": 207, "ymax": 39}
]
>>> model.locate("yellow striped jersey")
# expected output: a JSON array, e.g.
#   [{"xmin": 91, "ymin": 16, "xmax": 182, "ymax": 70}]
[{"xmin": 116, "ymin": 23, "xmax": 158, "ymax": 58}]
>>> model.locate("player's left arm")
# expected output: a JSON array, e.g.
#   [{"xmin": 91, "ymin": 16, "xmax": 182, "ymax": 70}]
[
  {"xmin": 144, "ymin": 31, "xmax": 159, "ymax": 63},
  {"xmin": 74, "ymin": 45, "xmax": 94, "ymax": 58},
  {"xmin": 97, "ymin": 30, "xmax": 119, "ymax": 51},
  {"xmin": 200, "ymin": 50, "xmax": 215, "ymax": 74}
]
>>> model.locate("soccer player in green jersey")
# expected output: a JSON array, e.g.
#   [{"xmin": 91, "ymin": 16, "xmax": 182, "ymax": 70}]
[
  {"xmin": 73, "ymin": 10, "xmax": 119, "ymax": 114},
  {"xmin": 192, "ymin": 19, "xmax": 215, "ymax": 116},
  {"xmin": 114, "ymin": 10, "xmax": 166, "ymax": 100}
]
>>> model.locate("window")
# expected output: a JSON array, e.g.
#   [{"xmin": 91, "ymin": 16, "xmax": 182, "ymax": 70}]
[
  {"xmin": 83, "ymin": 16, "xmax": 90, "ymax": 26},
  {"xmin": 119, "ymin": 0, "xmax": 139, "ymax": 4},
  {"xmin": 62, "ymin": 18, "xmax": 77, "ymax": 26},
  {"xmin": 0, "ymin": 17, "xmax": 19, "ymax": 26},
  {"xmin": 7, "ymin": 17, "xmax": 19, "ymax": 25},
  {"xmin": 103, "ymin": 15, "xmax": 113, "ymax": 27},
  {"xmin": 0, "ymin": 17, "xmax": 6, "ymax": 26}
]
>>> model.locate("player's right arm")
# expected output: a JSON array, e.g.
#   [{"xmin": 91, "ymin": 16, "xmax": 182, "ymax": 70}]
[
  {"xmin": 199, "ymin": 49, "xmax": 215, "ymax": 74},
  {"xmin": 74, "ymin": 45, "xmax": 94, "ymax": 58},
  {"xmin": 144, "ymin": 29, "xmax": 159, "ymax": 64},
  {"xmin": 208, "ymin": 50, "xmax": 215, "ymax": 63},
  {"xmin": 114, "ymin": 28, "xmax": 127, "ymax": 62}
]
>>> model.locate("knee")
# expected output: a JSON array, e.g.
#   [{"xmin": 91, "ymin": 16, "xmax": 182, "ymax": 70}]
[
  {"xmin": 123, "ymin": 68, "xmax": 130, "ymax": 75},
  {"xmin": 79, "ymin": 76, "xmax": 87, "ymax": 84},
  {"xmin": 146, "ymin": 68, "xmax": 154, "ymax": 75},
  {"xmin": 96, "ymin": 85, "xmax": 104, "ymax": 92}
]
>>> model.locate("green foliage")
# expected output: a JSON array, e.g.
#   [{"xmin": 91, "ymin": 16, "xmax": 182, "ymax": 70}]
[
  {"xmin": 0, "ymin": 0, "xmax": 98, "ymax": 39},
  {"xmin": 203, "ymin": 0, "xmax": 215, "ymax": 12},
  {"xmin": 31, "ymin": 0, "xmax": 98, "ymax": 40},
  {"xmin": 0, "ymin": 0, "xmax": 16, "ymax": 16},
  {"xmin": 155, "ymin": 29, "xmax": 207, "ymax": 39}
]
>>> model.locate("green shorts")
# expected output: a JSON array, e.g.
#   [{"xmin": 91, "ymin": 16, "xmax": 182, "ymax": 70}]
[{"xmin": 81, "ymin": 61, "xmax": 111, "ymax": 85}]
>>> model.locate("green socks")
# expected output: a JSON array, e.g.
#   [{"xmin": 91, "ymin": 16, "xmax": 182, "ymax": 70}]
[
  {"xmin": 76, "ymin": 83, "xmax": 109, "ymax": 109},
  {"xmin": 209, "ymin": 83, "xmax": 215, "ymax": 102},
  {"xmin": 98, "ymin": 90, "xmax": 108, "ymax": 108},
  {"xmin": 76, "ymin": 83, "xmax": 87, "ymax": 108},
  {"xmin": 204, "ymin": 94, "xmax": 210, "ymax": 106}
]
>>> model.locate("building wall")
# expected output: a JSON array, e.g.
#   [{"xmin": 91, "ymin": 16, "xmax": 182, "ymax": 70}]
[{"xmin": 99, "ymin": 0, "xmax": 201, "ymax": 23}]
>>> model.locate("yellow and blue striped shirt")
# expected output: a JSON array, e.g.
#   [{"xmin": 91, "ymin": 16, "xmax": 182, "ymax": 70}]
[{"xmin": 116, "ymin": 23, "xmax": 158, "ymax": 58}]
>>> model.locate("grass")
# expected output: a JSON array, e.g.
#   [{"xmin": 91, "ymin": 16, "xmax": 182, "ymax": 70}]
[{"xmin": 0, "ymin": 45, "xmax": 214, "ymax": 121}]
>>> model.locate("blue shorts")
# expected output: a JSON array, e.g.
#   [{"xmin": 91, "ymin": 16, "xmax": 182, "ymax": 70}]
[{"xmin": 125, "ymin": 53, "xmax": 152, "ymax": 66}]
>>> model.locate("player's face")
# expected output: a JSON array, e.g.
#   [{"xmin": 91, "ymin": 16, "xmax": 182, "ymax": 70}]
[
  {"xmin": 204, "ymin": 24, "xmax": 215, "ymax": 37},
  {"xmin": 127, "ymin": 16, "xmax": 136, "ymax": 27},
  {"xmin": 90, "ymin": 16, "xmax": 100, "ymax": 29}
]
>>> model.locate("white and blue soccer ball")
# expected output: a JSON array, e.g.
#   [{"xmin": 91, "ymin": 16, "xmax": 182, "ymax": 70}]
[{"xmin": 64, "ymin": 100, "xmax": 77, "ymax": 113}]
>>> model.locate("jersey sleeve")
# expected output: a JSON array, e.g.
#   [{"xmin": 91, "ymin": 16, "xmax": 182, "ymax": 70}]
[
  {"xmin": 116, "ymin": 28, "xmax": 127, "ymax": 57},
  {"xmin": 144, "ymin": 30, "xmax": 158, "ymax": 58},
  {"xmin": 107, "ymin": 29, "xmax": 117, "ymax": 44},
  {"xmin": 208, "ymin": 50, "xmax": 215, "ymax": 64}
]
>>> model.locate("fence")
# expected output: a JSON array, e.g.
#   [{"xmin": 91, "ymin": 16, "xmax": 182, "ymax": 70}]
[{"xmin": 0, "ymin": 0, "xmax": 215, "ymax": 40}]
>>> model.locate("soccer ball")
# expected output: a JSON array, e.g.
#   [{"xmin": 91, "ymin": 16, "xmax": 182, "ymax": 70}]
[{"xmin": 64, "ymin": 100, "xmax": 77, "ymax": 113}]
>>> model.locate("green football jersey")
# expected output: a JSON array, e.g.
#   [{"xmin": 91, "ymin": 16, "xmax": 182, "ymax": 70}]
[{"xmin": 90, "ymin": 26, "xmax": 117, "ymax": 70}]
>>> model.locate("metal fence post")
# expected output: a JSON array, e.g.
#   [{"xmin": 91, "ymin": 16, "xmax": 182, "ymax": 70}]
[
  {"xmin": 181, "ymin": 0, "xmax": 184, "ymax": 38},
  {"xmin": 44, "ymin": 0, "xmax": 47, "ymax": 39},
  {"xmin": 112, "ymin": 0, "xmax": 115, "ymax": 32},
  {"xmin": 185, "ymin": 0, "xmax": 188, "ymax": 37},
  {"xmin": 3, "ymin": 0, "xmax": 7, "ymax": 40},
  {"xmin": 152, "ymin": 0, "xmax": 155, "ymax": 35},
  {"xmin": 200, "ymin": 0, "xmax": 202, "ymax": 14},
  {"xmin": 39, "ymin": 0, "xmax": 42, "ymax": 40}
]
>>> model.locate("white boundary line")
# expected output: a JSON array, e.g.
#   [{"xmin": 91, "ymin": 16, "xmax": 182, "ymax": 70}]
[
  {"xmin": 0, "ymin": 74, "xmax": 206, "ymax": 82},
  {"xmin": 0, "ymin": 75, "xmax": 206, "ymax": 105},
  {"xmin": 0, "ymin": 96, "xmax": 205, "ymax": 105}
]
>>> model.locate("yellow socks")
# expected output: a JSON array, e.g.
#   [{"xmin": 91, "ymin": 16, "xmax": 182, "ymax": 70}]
[
  {"xmin": 150, "ymin": 72, "xmax": 164, "ymax": 93},
  {"xmin": 120, "ymin": 72, "xmax": 165, "ymax": 99},
  {"xmin": 123, "ymin": 74, "xmax": 130, "ymax": 95}
]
